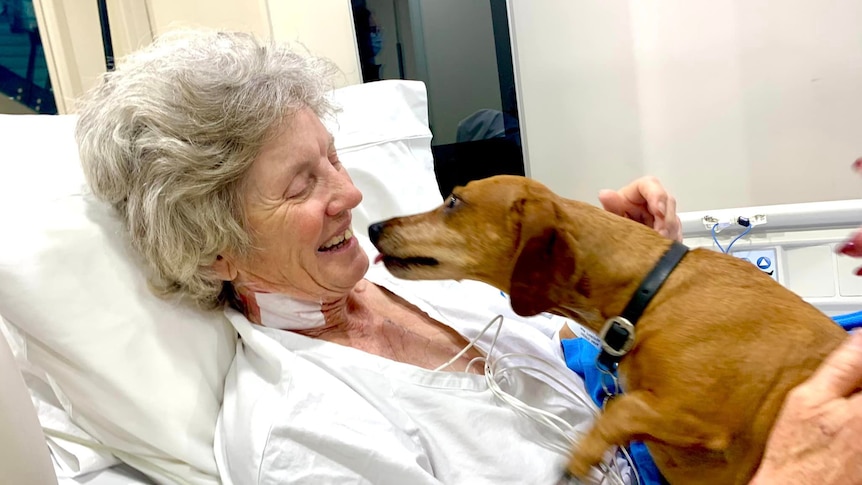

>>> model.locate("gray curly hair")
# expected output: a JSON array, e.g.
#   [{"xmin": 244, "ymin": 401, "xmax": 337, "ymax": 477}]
[{"xmin": 75, "ymin": 29, "xmax": 338, "ymax": 308}]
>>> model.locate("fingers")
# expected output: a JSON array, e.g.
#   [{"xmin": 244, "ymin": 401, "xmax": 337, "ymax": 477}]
[
  {"xmin": 600, "ymin": 177, "xmax": 681, "ymax": 240},
  {"xmin": 623, "ymin": 176, "xmax": 667, "ymax": 218},
  {"xmin": 805, "ymin": 331, "xmax": 862, "ymax": 400},
  {"xmin": 836, "ymin": 228, "xmax": 862, "ymax": 258},
  {"xmin": 662, "ymin": 195, "xmax": 683, "ymax": 241},
  {"xmin": 598, "ymin": 189, "xmax": 626, "ymax": 216},
  {"xmin": 600, "ymin": 191, "xmax": 655, "ymax": 226}
]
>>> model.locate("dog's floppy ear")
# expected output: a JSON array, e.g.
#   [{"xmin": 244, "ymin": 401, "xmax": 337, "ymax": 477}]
[{"xmin": 509, "ymin": 200, "xmax": 576, "ymax": 317}]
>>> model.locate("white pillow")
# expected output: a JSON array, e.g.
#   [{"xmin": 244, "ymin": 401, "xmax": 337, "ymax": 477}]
[
  {"xmin": 327, "ymin": 79, "xmax": 443, "ymax": 247},
  {"xmin": 0, "ymin": 79, "xmax": 440, "ymax": 484},
  {"xmin": 0, "ymin": 116, "xmax": 235, "ymax": 484}
]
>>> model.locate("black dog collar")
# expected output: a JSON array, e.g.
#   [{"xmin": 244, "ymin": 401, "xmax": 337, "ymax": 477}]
[{"xmin": 597, "ymin": 241, "xmax": 690, "ymax": 371}]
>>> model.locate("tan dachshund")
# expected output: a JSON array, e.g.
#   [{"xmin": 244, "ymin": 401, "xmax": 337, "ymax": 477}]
[{"xmin": 368, "ymin": 174, "xmax": 847, "ymax": 484}]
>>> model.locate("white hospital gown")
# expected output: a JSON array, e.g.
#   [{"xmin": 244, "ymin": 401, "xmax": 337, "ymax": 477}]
[{"xmin": 214, "ymin": 263, "xmax": 624, "ymax": 485}]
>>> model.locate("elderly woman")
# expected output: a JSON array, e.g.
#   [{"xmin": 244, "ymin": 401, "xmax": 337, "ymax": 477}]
[{"xmin": 75, "ymin": 30, "xmax": 861, "ymax": 485}]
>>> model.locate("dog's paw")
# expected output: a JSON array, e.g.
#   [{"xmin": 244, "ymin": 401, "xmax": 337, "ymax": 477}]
[{"xmin": 565, "ymin": 453, "xmax": 597, "ymax": 481}]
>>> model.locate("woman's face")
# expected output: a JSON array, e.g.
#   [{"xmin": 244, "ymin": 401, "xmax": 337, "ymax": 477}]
[{"xmin": 225, "ymin": 108, "xmax": 367, "ymax": 302}]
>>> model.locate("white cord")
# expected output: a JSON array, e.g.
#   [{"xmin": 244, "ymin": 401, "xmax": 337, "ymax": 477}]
[
  {"xmin": 437, "ymin": 314, "xmax": 640, "ymax": 485},
  {"xmin": 486, "ymin": 358, "xmax": 629, "ymax": 485},
  {"xmin": 433, "ymin": 314, "xmax": 504, "ymax": 372}
]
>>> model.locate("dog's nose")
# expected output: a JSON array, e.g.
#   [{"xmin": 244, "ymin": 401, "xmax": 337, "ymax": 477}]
[{"xmin": 368, "ymin": 222, "xmax": 384, "ymax": 246}]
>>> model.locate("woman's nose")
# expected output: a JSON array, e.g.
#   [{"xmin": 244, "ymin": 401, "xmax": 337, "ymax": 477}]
[{"xmin": 326, "ymin": 172, "xmax": 363, "ymax": 217}]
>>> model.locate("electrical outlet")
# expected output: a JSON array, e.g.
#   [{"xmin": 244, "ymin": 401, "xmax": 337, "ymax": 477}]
[
  {"xmin": 702, "ymin": 214, "xmax": 768, "ymax": 231},
  {"xmin": 731, "ymin": 248, "xmax": 779, "ymax": 282}
]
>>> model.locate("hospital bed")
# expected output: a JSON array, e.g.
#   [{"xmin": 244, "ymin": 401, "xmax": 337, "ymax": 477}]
[
  {"xmin": 680, "ymin": 201, "xmax": 862, "ymax": 318},
  {"xmin": 1, "ymin": 79, "xmax": 860, "ymax": 485}
]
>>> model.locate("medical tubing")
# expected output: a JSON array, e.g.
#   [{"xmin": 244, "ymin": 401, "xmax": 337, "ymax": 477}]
[
  {"xmin": 486, "ymin": 338, "xmax": 631, "ymax": 485},
  {"xmin": 711, "ymin": 223, "xmax": 752, "ymax": 254},
  {"xmin": 724, "ymin": 225, "xmax": 752, "ymax": 253},
  {"xmin": 446, "ymin": 314, "xmax": 639, "ymax": 485},
  {"xmin": 432, "ymin": 314, "xmax": 504, "ymax": 372}
]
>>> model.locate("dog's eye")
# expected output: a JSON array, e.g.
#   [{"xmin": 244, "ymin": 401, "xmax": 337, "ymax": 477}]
[{"xmin": 446, "ymin": 195, "xmax": 459, "ymax": 209}]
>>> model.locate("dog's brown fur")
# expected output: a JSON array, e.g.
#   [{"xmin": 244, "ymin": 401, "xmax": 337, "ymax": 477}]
[{"xmin": 369, "ymin": 175, "xmax": 847, "ymax": 484}]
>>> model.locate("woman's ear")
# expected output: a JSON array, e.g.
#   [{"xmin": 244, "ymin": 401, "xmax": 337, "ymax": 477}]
[{"xmin": 208, "ymin": 254, "xmax": 238, "ymax": 282}]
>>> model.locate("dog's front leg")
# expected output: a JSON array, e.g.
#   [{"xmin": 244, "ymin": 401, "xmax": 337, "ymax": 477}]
[{"xmin": 567, "ymin": 390, "xmax": 730, "ymax": 478}]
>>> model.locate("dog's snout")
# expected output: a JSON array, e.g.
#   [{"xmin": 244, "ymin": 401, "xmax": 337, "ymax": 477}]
[{"xmin": 368, "ymin": 222, "xmax": 384, "ymax": 245}]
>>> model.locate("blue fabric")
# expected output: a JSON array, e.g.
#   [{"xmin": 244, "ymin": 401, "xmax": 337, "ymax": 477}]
[
  {"xmin": 561, "ymin": 338, "xmax": 668, "ymax": 485},
  {"xmin": 834, "ymin": 310, "xmax": 862, "ymax": 331},
  {"xmin": 561, "ymin": 313, "xmax": 859, "ymax": 485}
]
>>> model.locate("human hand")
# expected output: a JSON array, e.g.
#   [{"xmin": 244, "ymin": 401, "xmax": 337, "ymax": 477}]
[
  {"xmin": 750, "ymin": 331, "xmax": 862, "ymax": 485},
  {"xmin": 598, "ymin": 176, "xmax": 682, "ymax": 241},
  {"xmin": 837, "ymin": 158, "xmax": 862, "ymax": 271},
  {"xmin": 837, "ymin": 228, "xmax": 862, "ymax": 275}
]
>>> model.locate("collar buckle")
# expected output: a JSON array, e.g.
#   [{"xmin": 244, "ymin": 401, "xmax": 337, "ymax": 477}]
[
  {"xmin": 599, "ymin": 316, "xmax": 636, "ymax": 358},
  {"xmin": 594, "ymin": 241, "xmax": 689, "ymax": 374}
]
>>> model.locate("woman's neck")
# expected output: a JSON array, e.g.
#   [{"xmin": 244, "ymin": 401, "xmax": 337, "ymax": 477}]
[
  {"xmin": 231, "ymin": 279, "xmax": 373, "ymax": 334},
  {"xmin": 233, "ymin": 279, "xmax": 484, "ymax": 373},
  {"xmin": 301, "ymin": 280, "xmax": 375, "ymax": 337}
]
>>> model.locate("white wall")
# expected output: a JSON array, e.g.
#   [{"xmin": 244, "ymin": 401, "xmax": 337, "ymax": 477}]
[
  {"xmin": 510, "ymin": 0, "xmax": 862, "ymax": 211},
  {"xmin": 142, "ymin": 0, "xmax": 362, "ymax": 86},
  {"xmin": 267, "ymin": 0, "xmax": 362, "ymax": 86},
  {"xmin": 628, "ymin": 1, "xmax": 750, "ymax": 209},
  {"xmin": 144, "ymin": 0, "xmax": 270, "ymax": 36},
  {"xmin": 34, "ymin": 0, "xmax": 363, "ymax": 112},
  {"xmin": 509, "ymin": 0, "xmax": 643, "ymax": 201},
  {"xmin": 417, "ymin": 0, "xmax": 502, "ymax": 145}
]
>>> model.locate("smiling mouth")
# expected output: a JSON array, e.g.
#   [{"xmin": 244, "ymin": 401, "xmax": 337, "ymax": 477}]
[{"xmin": 319, "ymin": 228, "xmax": 354, "ymax": 252}]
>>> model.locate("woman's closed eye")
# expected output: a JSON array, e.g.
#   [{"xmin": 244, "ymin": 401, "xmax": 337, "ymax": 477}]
[{"xmin": 285, "ymin": 174, "xmax": 314, "ymax": 199}]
